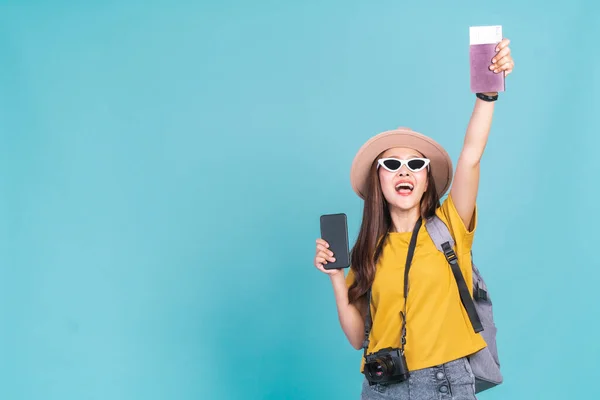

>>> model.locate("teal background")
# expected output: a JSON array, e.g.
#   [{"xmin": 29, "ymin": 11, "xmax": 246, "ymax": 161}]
[{"xmin": 1, "ymin": 1, "xmax": 598, "ymax": 399}]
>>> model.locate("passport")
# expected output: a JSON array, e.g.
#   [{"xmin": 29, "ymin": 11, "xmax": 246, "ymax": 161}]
[{"xmin": 469, "ymin": 26, "xmax": 505, "ymax": 93}]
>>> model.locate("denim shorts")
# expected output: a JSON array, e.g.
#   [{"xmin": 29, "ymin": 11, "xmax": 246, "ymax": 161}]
[{"xmin": 360, "ymin": 357, "xmax": 477, "ymax": 400}]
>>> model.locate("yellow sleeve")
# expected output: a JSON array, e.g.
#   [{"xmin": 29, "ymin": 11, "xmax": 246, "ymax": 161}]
[
  {"xmin": 437, "ymin": 193, "xmax": 477, "ymax": 252},
  {"xmin": 436, "ymin": 194, "xmax": 477, "ymax": 295},
  {"xmin": 345, "ymin": 267, "xmax": 356, "ymax": 288}
]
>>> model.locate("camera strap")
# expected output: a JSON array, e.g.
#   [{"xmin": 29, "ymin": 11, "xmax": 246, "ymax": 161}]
[{"xmin": 363, "ymin": 217, "xmax": 423, "ymax": 359}]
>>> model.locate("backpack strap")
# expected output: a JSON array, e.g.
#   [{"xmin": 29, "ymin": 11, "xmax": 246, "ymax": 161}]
[{"xmin": 425, "ymin": 216, "xmax": 484, "ymax": 333}]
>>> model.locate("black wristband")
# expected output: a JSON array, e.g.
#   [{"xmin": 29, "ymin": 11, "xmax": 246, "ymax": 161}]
[{"xmin": 476, "ymin": 92, "xmax": 499, "ymax": 102}]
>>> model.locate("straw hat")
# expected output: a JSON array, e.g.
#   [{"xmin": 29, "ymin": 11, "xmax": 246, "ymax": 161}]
[{"xmin": 350, "ymin": 127, "xmax": 453, "ymax": 199}]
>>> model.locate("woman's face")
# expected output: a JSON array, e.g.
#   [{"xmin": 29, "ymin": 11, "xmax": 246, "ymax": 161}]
[{"xmin": 377, "ymin": 147, "xmax": 429, "ymax": 213}]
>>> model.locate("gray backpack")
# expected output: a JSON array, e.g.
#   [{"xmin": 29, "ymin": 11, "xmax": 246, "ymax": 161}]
[{"xmin": 425, "ymin": 215, "xmax": 503, "ymax": 394}]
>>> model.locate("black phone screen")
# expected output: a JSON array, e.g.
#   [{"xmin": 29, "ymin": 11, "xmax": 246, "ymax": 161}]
[{"xmin": 319, "ymin": 213, "xmax": 350, "ymax": 269}]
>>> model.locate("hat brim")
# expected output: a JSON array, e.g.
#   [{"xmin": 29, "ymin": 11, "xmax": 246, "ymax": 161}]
[{"xmin": 350, "ymin": 127, "xmax": 453, "ymax": 200}]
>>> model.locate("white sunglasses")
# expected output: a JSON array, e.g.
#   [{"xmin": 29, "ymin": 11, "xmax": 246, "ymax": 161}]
[{"xmin": 377, "ymin": 157, "xmax": 430, "ymax": 173}]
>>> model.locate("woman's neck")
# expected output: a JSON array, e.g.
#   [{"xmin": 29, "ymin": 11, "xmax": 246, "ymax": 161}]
[{"xmin": 390, "ymin": 206, "xmax": 421, "ymax": 233}]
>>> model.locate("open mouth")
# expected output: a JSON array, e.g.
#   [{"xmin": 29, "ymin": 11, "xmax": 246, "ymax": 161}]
[{"xmin": 395, "ymin": 182, "xmax": 414, "ymax": 195}]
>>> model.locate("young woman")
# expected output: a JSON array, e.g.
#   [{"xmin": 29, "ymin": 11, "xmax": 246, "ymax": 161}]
[{"xmin": 313, "ymin": 39, "xmax": 514, "ymax": 399}]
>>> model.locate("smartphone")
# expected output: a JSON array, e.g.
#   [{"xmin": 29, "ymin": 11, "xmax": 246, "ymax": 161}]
[{"xmin": 319, "ymin": 213, "xmax": 350, "ymax": 270}]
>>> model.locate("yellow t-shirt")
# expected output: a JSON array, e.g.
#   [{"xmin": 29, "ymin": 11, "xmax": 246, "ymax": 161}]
[{"xmin": 346, "ymin": 194, "xmax": 486, "ymax": 371}]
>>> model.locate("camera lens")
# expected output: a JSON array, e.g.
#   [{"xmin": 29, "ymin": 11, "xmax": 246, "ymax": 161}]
[
  {"xmin": 366, "ymin": 357, "xmax": 393, "ymax": 380},
  {"xmin": 373, "ymin": 361, "xmax": 385, "ymax": 376}
]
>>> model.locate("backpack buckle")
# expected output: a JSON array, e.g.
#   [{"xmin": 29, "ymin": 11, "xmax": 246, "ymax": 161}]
[
  {"xmin": 441, "ymin": 242, "xmax": 458, "ymax": 264},
  {"xmin": 474, "ymin": 284, "xmax": 488, "ymax": 301}
]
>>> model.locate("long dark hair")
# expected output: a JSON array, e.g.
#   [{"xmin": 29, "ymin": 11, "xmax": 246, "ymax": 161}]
[{"xmin": 347, "ymin": 156, "xmax": 440, "ymax": 304}]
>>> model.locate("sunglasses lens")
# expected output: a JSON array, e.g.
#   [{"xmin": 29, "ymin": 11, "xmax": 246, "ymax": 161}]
[
  {"xmin": 407, "ymin": 159, "xmax": 426, "ymax": 171},
  {"xmin": 382, "ymin": 159, "xmax": 402, "ymax": 170}
]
